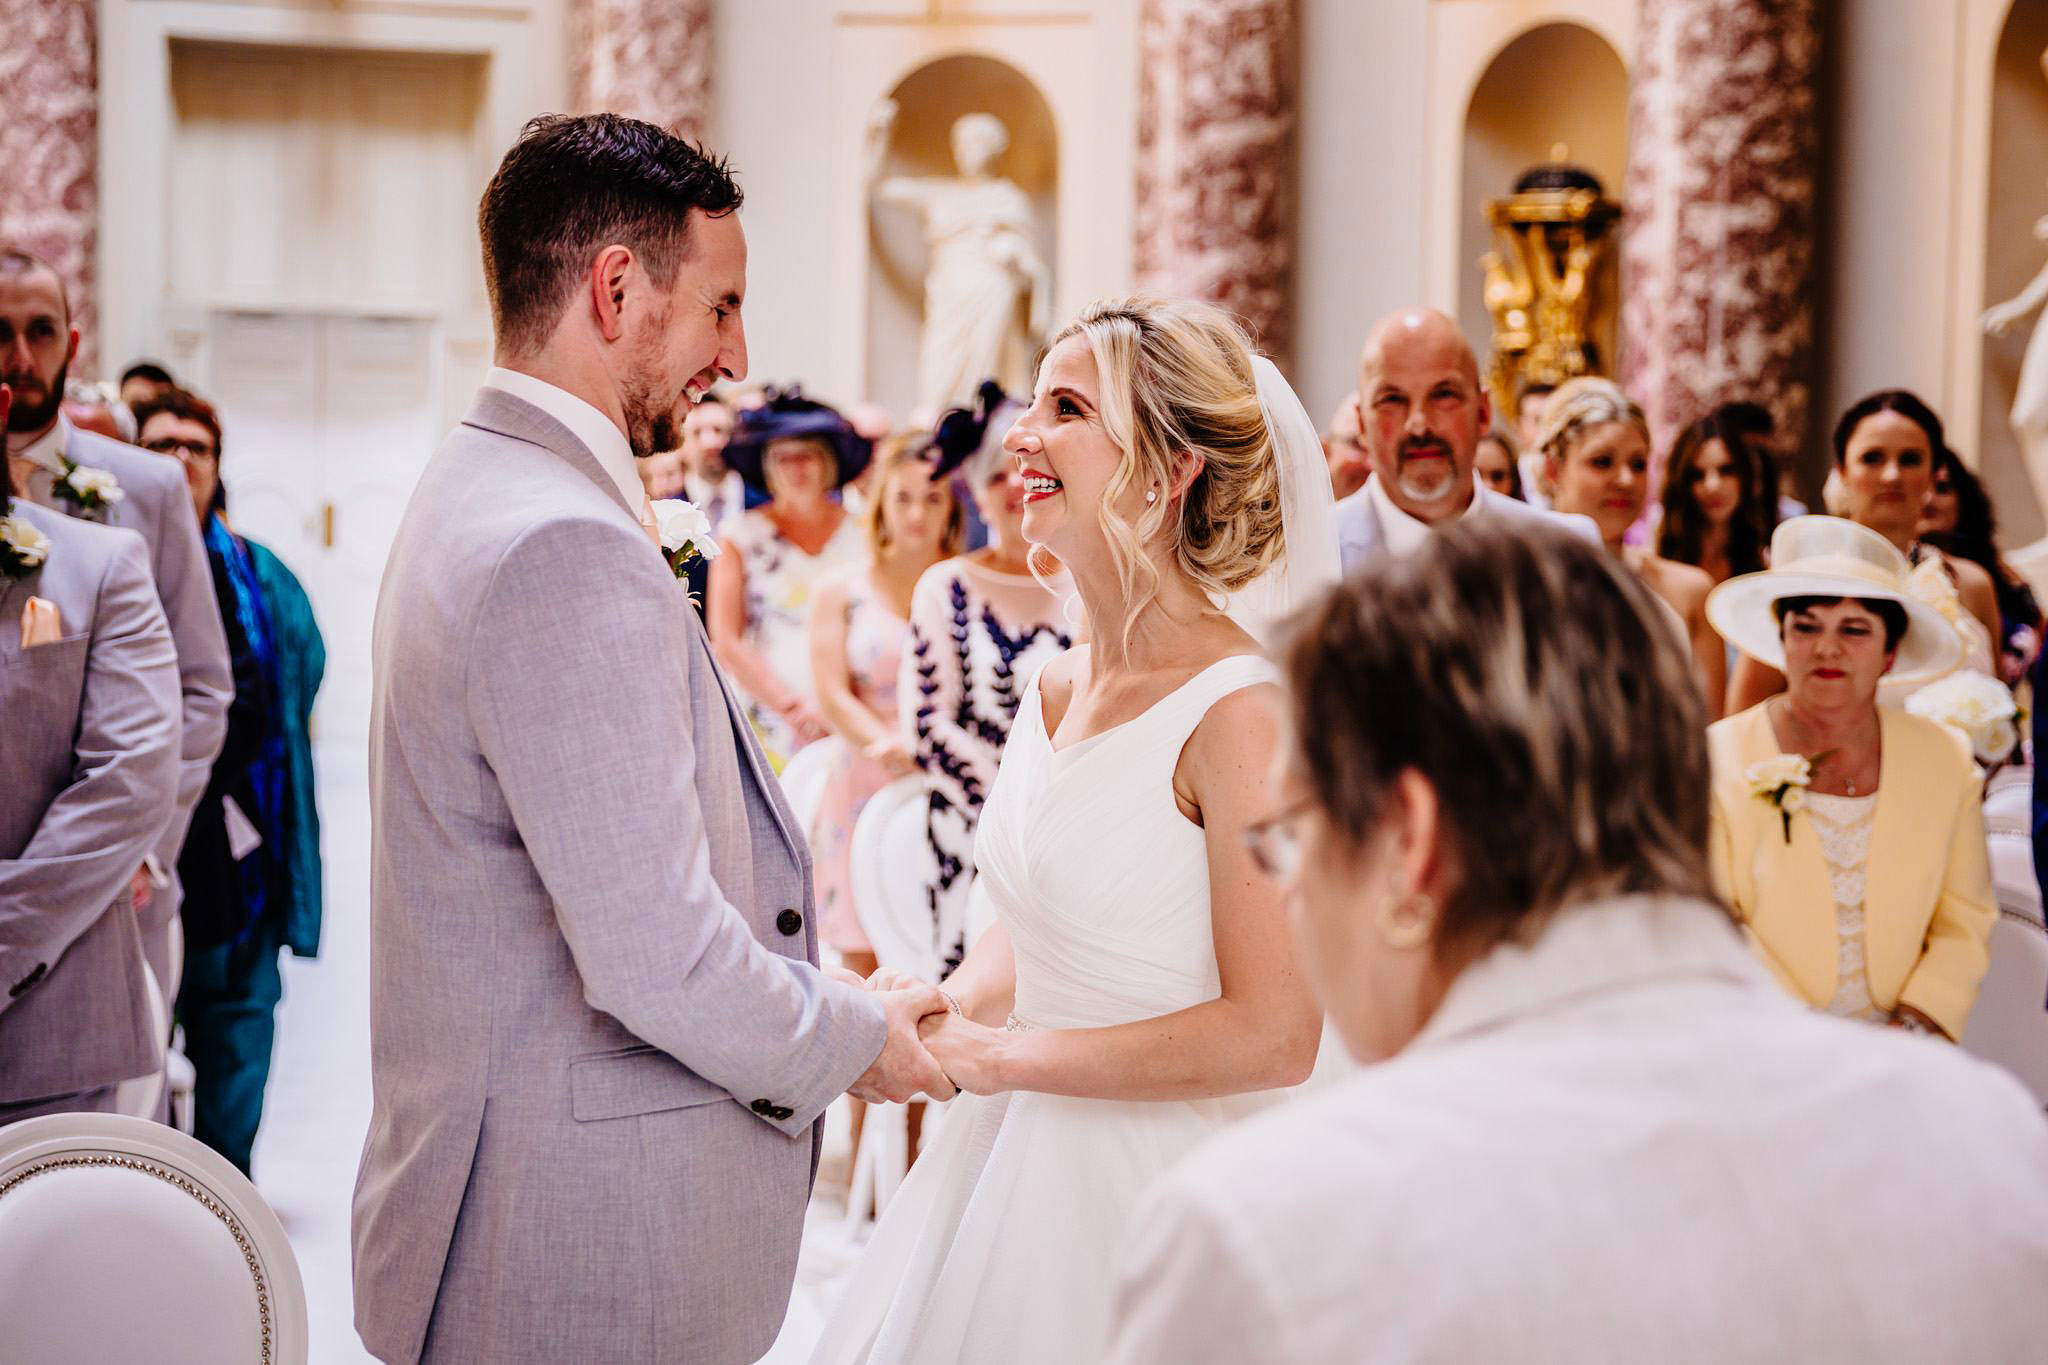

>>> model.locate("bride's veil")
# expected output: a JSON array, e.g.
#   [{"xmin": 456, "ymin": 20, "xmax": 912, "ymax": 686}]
[{"xmin": 1225, "ymin": 354, "xmax": 1344, "ymax": 645}]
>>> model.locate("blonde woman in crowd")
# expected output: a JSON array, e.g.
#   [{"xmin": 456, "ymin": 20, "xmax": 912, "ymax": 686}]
[
  {"xmin": 1706, "ymin": 516, "xmax": 1993, "ymax": 1041},
  {"xmin": 1539, "ymin": 377, "xmax": 1725, "ymax": 717},
  {"xmin": 817, "ymin": 294, "xmax": 1338, "ymax": 1364}
]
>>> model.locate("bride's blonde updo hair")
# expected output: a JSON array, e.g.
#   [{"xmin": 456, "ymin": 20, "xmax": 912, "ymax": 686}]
[{"xmin": 1044, "ymin": 295, "xmax": 1285, "ymax": 642}]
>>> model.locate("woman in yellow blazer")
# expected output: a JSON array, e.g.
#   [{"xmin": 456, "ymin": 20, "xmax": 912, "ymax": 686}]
[{"xmin": 1706, "ymin": 517, "xmax": 1996, "ymax": 1041}]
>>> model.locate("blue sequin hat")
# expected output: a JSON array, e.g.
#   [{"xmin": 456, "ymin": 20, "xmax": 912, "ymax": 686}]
[{"xmin": 724, "ymin": 388, "xmax": 873, "ymax": 495}]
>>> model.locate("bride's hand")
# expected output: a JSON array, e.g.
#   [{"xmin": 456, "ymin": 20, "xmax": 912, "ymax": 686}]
[
  {"xmin": 865, "ymin": 966, "xmax": 933, "ymax": 998},
  {"xmin": 918, "ymin": 1012, "xmax": 1008, "ymax": 1096}
]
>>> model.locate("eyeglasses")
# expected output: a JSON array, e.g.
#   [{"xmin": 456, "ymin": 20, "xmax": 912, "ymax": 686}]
[
  {"xmin": 142, "ymin": 437, "xmax": 217, "ymax": 464},
  {"xmin": 1242, "ymin": 799, "xmax": 1312, "ymax": 882}
]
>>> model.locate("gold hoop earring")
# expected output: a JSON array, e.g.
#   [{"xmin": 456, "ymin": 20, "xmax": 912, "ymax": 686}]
[{"xmin": 1374, "ymin": 887, "xmax": 1435, "ymax": 951}]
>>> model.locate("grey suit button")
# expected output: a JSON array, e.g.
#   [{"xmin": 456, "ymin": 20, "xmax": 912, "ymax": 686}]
[
  {"xmin": 776, "ymin": 908, "xmax": 803, "ymax": 937},
  {"xmin": 751, "ymin": 1098, "xmax": 774, "ymax": 1116}
]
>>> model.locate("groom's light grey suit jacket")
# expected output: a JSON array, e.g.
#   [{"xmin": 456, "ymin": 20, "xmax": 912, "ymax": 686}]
[
  {"xmin": 351, "ymin": 387, "xmax": 887, "ymax": 1365},
  {"xmin": 0, "ymin": 502, "xmax": 181, "ymax": 1104}
]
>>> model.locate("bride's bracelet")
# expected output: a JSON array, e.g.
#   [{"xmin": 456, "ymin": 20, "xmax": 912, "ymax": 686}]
[{"xmin": 938, "ymin": 988, "xmax": 964, "ymax": 1017}]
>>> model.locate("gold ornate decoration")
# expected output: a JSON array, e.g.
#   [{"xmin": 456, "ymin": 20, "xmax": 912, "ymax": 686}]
[
  {"xmin": 1480, "ymin": 146, "xmax": 1622, "ymax": 426},
  {"xmin": 0, "ymin": 1152, "xmax": 277, "ymax": 1363}
]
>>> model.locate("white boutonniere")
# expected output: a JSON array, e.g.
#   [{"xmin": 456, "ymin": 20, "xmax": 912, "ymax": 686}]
[
  {"xmin": 1745, "ymin": 754, "xmax": 1813, "ymax": 844},
  {"xmin": 0, "ymin": 513, "xmax": 51, "ymax": 579},
  {"xmin": 56, "ymin": 459, "xmax": 124, "ymax": 513},
  {"xmin": 652, "ymin": 498, "xmax": 720, "ymax": 581}
]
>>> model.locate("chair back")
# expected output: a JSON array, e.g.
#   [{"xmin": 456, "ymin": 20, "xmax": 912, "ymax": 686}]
[
  {"xmin": 777, "ymin": 737, "xmax": 843, "ymax": 840},
  {"xmin": 0, "ymin": 1113, "xmax": 308, "ymax": 1363},
  {"xmin": 851, "ymin": 777, "xmax": 940, "ymax": 979},
  {"xmin": 1960, "ymin": 911, "xmax": 2048, "ymax": 1109}
]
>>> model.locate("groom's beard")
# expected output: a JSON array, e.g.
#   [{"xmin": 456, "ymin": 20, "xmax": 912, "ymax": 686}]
[{"xmin": 621, "ymin": 373, "xmax": 683, "ymax": 460}]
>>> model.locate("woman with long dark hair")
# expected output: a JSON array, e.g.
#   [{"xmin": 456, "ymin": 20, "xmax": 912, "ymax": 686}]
[
  {"xmin": 1657, "ymin": 411, "xmax": 1774, "ymax": 584},
  {"xmin": 1919, "ymin": 444, "xmax": 2041, "ymax": 684}
]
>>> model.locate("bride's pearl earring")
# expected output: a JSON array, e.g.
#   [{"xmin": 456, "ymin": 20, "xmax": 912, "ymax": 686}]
[{"xmin": 1145, "ymin": 489, "xmax": 1158, "ymax": 505}]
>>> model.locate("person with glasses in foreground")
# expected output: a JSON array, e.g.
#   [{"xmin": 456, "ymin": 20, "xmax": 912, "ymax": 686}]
[
  {"xmin": 1108, "ymin": 519, "xmax": 2048, "ymax": 1364},
  {"xmin": 134, "ymin": 386, "xmax": 326, "ymax": 1176}
]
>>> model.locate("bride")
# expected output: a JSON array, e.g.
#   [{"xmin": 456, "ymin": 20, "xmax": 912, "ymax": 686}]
[{"xmin": 814, "ymin": 295, "xmax": 1341, "ymax": 1363}]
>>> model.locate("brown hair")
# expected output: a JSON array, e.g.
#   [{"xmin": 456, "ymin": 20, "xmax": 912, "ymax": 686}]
[
  {"xmin": 1279, "ymin": 518, "xmax": 1724, "ymax": 961},
  {"xmin": 863, "ymin": 434, "xmax": 964, "ymax": 558}
]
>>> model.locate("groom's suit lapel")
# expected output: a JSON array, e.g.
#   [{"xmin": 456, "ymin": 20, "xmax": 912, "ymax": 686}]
[{"xmin": 461, "ymin": 387, "xmax": 808, "ymax": 863}]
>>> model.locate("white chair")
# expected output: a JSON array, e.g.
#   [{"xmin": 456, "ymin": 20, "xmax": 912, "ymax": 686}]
[
  {"xmin": 112, "ymin": 962, "xmax": 170, "ymax": 1120},
  {"xmin": 1961, "ymin": 910, "xmax": 2048, "ymax": 1110},
  {"xmin": 0, "ymin": 1112, "xmax": 308, "ymax": 1364},
  {"xmin": 777, "ymin": 737, "xmax": 844, "ymax": 842},
  {"xmin": 844, "ymin": 777, "xmax": 943, "ymax": 1223},
  {"xmin": 1982, "ymin": 761, "xmax": 2031, "ymax": 840}
]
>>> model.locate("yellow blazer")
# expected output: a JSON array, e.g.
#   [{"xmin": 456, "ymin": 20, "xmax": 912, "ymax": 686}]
[{"xmin": 1707, "ymin": 701, "xmax": 1995, "ymax": 1040}]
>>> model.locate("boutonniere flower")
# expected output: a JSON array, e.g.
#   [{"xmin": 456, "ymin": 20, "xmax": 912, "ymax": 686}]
[
  {"xmin": 652, "ymin": 498, "xmax": 720, "ymax": 581},
  {"xmin": 1745, "ymin": 754, "xmax": 1812, "ymax": 844},
  {"xmin": 0, "ymin": 513, "xmax": 51, "ymax": 579},
  {"xmin": 56, "ymin": 459, "xmax": 124, "ymax": 513}
]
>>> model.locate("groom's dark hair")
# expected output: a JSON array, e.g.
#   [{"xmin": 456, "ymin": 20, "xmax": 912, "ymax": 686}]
[{"xmin": 479, "ymin": 113, "xmax": 743, "ymax": 355}]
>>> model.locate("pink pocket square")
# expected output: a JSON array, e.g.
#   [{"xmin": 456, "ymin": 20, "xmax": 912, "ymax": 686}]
[{"xmin": 20, "ymin": 596, "xmax": 61, "ymax": 648}]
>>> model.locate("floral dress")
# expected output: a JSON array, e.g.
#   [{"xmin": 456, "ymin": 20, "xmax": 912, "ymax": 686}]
[
  {"xmin": 900, "ymin": 557, "xmax": 1071, "ymax": 973},
  {"xmin": 809, "ymin": 576, "xmax": 908, "ymax": 955},
  {"xmin": 724, "ymin": 508, "xmax": 864, "ymax": 767}
]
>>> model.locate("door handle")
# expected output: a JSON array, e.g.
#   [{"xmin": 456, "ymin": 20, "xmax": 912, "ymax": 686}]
[{"xmin": 322, "ymin": 502, "xmax": 335, "ymax": 549}]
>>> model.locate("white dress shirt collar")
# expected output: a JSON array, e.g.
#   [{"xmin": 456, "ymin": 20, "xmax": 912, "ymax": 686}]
[
  {"xmin": 1364, "ymin": 471, "xmax": 1481, "ymax": 556},
  {"xmin": 484, "ymin": 367, "xmax": 643, "ymax": 512},
  {"xmin": 14, "ymin": 413, "xmax": 70, "ymax": 476},
  {"xmin": 1411, "ymin": 894, "xmax": 1763, "ymax": 1054}
]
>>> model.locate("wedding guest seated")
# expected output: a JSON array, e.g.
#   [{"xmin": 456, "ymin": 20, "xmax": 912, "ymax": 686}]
[
  {"xmin": 808, "ymin": 436, "xmax": 963, "ymax": 978},
  {"xmin": 1334, "ymin": 309, "xmax": 1591, "ymax": 571},
  {"xmin": 1717, "ymin": 398, "xmax": 1808, "ymax": 520},
  {"xmin": 135, "ymin": 387, "xmax": 326, "ymax": 1174},
  {"xmin": 1921, "ymin": 441, "xmax": 2042, "ymax": 685},
  {"xmin": 707, "ymin": 390, "xmax": 870, "ymax": 768},
  {"xmin": 1539, "ymin": 377, "xmax": 1725, "ymax": 717},
  {"xmin": 1319, "ymin": 391, "xmax": 1370, "ymax": 501},
  {"xmin": 1473, "ymin": 429, "xmax": 1522, "ymax": 500},
  {"xmin": 906, "ymin": 386, "xmax": 1072, "ymax": 975},
  {"xmin": 118, "ymin": 361, "xmax": 175, "ymax": 411},
  {"xmin": 1730, "ymin": 390, "xmax": 2001, "ymax": 711},
  {"xmin": 680, "ymin": 391, "xmax": 742, "ymax": 529},
  {"xmin": 1657, "ymin": 410, "xmax": 1775, "ymax": 586},
  {"xmin": 1705, "ymin": 516, "xmax": 1993, "ymax": 1041},
  {"xmin": 1107, "ymin": 519, "xmax": 2048, "ymax": 1364},
  {"xmin": 0, "ymin": 382, "xmax": 183, "ymax": 1125},
  {"xmin": 1513, "ymin": 378, "xmax": 1556, "ymax": 506},
  {"xmin": 637, "ymin": 445, "xmax": 686, "ymax": 502}
]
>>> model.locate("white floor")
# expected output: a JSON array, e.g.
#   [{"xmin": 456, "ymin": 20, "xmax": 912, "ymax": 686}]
[{"xmin": 251, "ymin": 745, "xmax": 865, "ymax": 1363}]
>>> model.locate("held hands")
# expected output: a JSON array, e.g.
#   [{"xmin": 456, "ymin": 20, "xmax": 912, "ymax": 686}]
[
  {"xmin": 916, "ymin": 1010, "xmax": 1009, "ymax": 1097},
  {"xmin": 849, "ymin": 981, "xmax": 959, "ymax": 1105}
]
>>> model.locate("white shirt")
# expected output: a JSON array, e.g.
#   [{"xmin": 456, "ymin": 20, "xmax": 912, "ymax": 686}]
[
  {"xmin": 1109, "ymin": 895, "xmax": 2048, "ymax": 1363},
  {"xmin": 1362, "ymin": 468, "xmax": 1460, "ymax": 557},
  {"xmin": 484, "ymin": 367, "xmax": 643, "ymax": 513}
]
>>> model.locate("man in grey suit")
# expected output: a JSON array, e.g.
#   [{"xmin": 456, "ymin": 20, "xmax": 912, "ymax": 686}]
[
  {"xmin": 352, "ymin": 115, "xmax": 952, "ymax": 1364},
  {"xmin": 1, "ymin": 249, "xmax": 233, "ymax": 1001},
  {"xmin": 1335, "ymin": 308, "xmax": 1595, "ymax": 571},
  {"xmin": 0, "ymin": 382, "xmax": 185, "ymax": 1122}
]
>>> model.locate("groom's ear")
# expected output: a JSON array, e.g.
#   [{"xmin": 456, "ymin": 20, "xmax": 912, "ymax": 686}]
[{"xmin": 589, "ymin": 245, "xmax": 635, "ymax": 344}]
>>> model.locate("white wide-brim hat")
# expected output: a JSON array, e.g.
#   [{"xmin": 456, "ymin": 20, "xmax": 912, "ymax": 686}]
[{"xmin": 1705, "ymin": 515, "xmax": 1962, "ymax": 685}]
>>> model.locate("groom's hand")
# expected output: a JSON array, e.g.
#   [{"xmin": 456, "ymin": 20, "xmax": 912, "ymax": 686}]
[{"xmin": 850, "ymin": 984, "xmax": 958, "ymax": 1105}]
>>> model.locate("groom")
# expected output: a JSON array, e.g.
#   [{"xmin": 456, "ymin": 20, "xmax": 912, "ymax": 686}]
[{"xmin": 352, "ymin": 114, "xmax": 952, "ymax": 1365}]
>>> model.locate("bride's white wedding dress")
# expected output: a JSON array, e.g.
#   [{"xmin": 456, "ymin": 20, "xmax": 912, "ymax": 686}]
[{"xmin": 813, "ymin": 648, "xmax": 1293, "ymax": 1364}]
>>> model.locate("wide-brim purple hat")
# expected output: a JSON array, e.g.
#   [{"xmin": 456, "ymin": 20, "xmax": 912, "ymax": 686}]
[{"xmin": 724, "ymin": 389, "xmax": 872, "ymax": 496}]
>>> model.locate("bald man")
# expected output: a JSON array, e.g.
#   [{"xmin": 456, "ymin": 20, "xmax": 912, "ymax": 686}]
[{"xmin": 1335, "ymin": 308, "xmax": 1593, "ymax": 572}]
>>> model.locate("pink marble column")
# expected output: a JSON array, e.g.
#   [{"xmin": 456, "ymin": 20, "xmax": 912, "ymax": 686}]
[
  {"xmin": 0, "ymin": 0, "xmax": 100, "ymax": 375},
  {"xmin": 570, "ymin": 0, "xmax": 714, "ymax": 141},
  {"xmin": 1135, "ymin": 0, "xmax": 1295, "ymax": 365},
  {"xmin": 1621, "ymin": 0, "xmax": 1819, "ymax": 457}
]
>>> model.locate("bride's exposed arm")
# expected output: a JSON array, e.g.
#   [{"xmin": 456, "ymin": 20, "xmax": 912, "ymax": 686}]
[
  {"xmin": 938, "ymin": 917, "xmax": 1016, "ymax": 1029},
  {"xmin": 918, "ymin": 684, "xmax": 1322, "ymax": 1100}
]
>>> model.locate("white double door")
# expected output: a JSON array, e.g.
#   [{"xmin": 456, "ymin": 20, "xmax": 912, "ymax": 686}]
[{"xmin": 204, "ymin": 310, "xmax": 440, "ymax": 752}]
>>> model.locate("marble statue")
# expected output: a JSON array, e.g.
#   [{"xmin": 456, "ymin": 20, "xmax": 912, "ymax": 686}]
[
  {"xmin": 1982, "ymin": 52, "xmax": 2048, "ymax": 594},
  {"xmin": 867, "ymin": 104, "xmax": 1051, "ymax": 417}
]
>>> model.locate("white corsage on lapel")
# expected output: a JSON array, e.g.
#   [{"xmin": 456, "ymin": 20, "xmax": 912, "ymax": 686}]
[
  {"xmin": 0, "ymin": 512, "xmax": 50, "ymax": 579},
  {"xmin": 1744, "ymin": 753, "xmax": 1813, "ymax": 844},
  {"xmin": 54, "ymin": 458, "xmax": 123, "ymax": 520}
]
